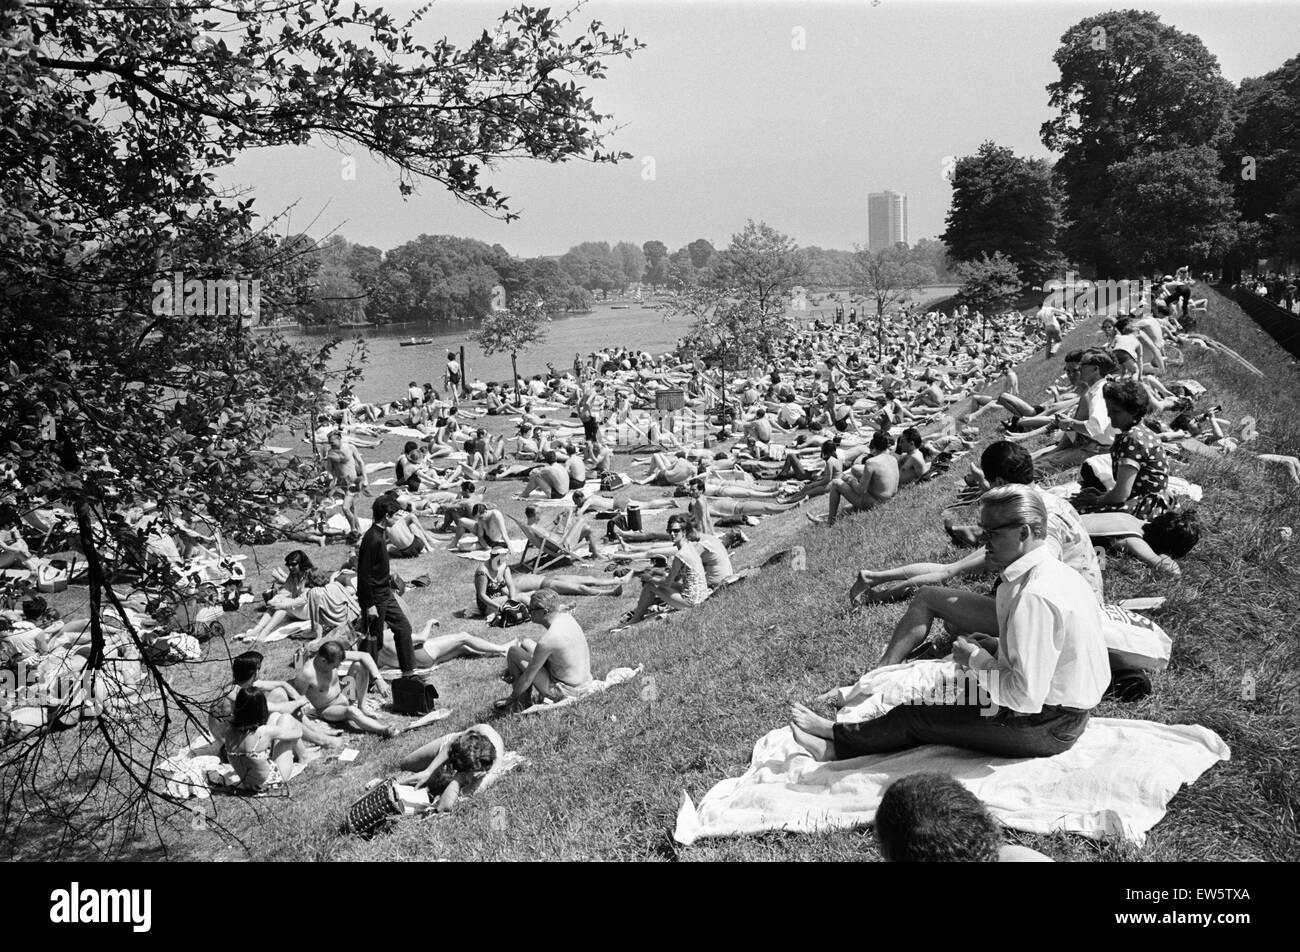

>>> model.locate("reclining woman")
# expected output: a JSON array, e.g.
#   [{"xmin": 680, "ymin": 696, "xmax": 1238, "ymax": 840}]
[
  {"xmin": 226, "ymin": 687, "xmax": 311, "ymax": 792},
  {"xmin": 396, "ymin": 723, "xmax": 505, "ymax": 812},
  {"xmin": 239, "ymin": 550, "xmax": 314, "ymax": 641},
  {"xmin": 620, "ymin": 515, "xmax": 711, "ymax": 626},
  {"xmin": 377, "ymin": 618, "xmax": 508, "ymax": 670}
]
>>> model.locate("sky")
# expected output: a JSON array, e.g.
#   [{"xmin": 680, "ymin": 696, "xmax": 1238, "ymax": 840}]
[{"xmin": 221, "ymin": 0, "xmax": 1300, "ymax": 257}]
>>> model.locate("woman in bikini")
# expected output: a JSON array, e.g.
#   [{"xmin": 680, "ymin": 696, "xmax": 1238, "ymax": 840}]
[
  {"xmin": 226, "ymin": 688, "xmax": 310, "ymax": 792},
  {"xmin": 474, "ymin": 548, "xmax": 515, "ymax": 618}
]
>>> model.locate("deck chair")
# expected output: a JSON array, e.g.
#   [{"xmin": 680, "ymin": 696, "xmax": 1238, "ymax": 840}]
[{"xmin": 508, "ymin": 514, "xmax": 589, "ymax": 572}]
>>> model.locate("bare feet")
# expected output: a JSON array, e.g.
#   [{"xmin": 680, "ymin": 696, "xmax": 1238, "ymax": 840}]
[{"xmin": 790, "ymin": 702, "xmax": 835, "ymax": 739}]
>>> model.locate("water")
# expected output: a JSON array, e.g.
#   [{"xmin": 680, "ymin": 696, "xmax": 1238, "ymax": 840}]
[
  {"xmin": 282, "ymin": 286, "xmax": 961, "ymax": 404},
  {"xmin": 282, "ymin": 304, "xmax": 694, "ymax": 404}
]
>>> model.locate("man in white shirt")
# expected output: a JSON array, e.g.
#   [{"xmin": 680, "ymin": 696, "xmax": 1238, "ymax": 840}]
[
  {"xmin": 857, "ymin": 441, "xmax": 1104, "ymax": 665},
  {"xmin": 1033, "ymin": 349, "xmax": 1115, "ymax": 472},
  {"xmin": 792, "ymin": 484, "xmax": 1109, "ymax": 759}
]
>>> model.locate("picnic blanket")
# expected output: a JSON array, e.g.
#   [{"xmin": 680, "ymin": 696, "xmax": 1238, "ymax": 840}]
[
  {"xmin": 454, "ymin": 538, "xmax": 527, "ymax": 562},
  {"xmin": 519, "ymin": 665, "xmax": 643, "ymax": 715},
  {"xmin": 674, "ymin": 661, "xmax": 1228, "ymax": 847}
]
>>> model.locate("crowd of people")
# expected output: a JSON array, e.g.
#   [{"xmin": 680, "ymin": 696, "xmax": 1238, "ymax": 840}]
[{"xmin": 5, "ymin": 270, "xmax": 1295, "ymax": 858}]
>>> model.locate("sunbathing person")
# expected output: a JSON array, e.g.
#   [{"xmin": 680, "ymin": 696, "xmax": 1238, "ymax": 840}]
[
  {"xmin": 385, "ymin": 500, "xmax": 431, "ymax": 558},
  {"xmin": 214, "ymin": 648, "xmax": 342, "ymax": 749},
  {"xmin": 792, "ymin": 484, "xmax": 1110, "ymax": 760},
  {"xmin": 454, "ymin": 503, "xmax": 511, "ymax": 550},
  {"xmin": 641, "ymin": 450, "xmax": 700, "ymax": 486},
  {"xmin": 474, "ymin": 547, "xmax": 516, "ymax": 618},
  {"xmin": 895, "ymin": 427, "xmax": 931, "ymax": 487},
  {"xmin": 621, "ymin": 515, "xmax": 711, "ymax": 625},
  {"xmin": 876, "ymin": 773, "xmax": 1052, "ymax": 862},
  {"xmin": 396, "ymin": 724, "xmax": 505, "ymax": 812},
  {"xmin": 780, "ymin": 441, "xmax": 844, "ymax": 502},
  {"xmin": 498, "ymin": 589, "xmax": 594, "ymax": 712},
  {"xmin": 509, "ymin": 570, "xmax": 631, "ymax": 598},
  {"xmin": 824, "ymin": 431, "xmax": 899, "ymax": 527},
  {"xmin": 226, "ymin": 688, "xmax": 311, "ymax": 792},
  {"xmin": 239, "ymin": 550, "xmax": 313, "ymax": 640},
  {"xmin": 294, "ymin": 640, "xmax": 399, "ymax": 738},
  {"xmin": 522, "ymin": 450, "xmax": 571, "ymax": 498},
  {"xmin": 377, "ymin": 619, "xmax": 507, "ymax": 670},
  {"xmin": 855, "ymin": 442, "xmax": 1104, "ymax": 625},
  {"xmin": 1080, "ymin": 508, "xmax": 1199, "ymax": 578},
  {"xmin": 1072, "ymin": 379, "xmax": 1170, "ymax": 519}
]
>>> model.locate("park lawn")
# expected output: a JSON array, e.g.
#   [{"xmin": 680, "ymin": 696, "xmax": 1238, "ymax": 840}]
[{"xmin": 5, "ymin": 288, "xmax": 1296, "ymax": 862}]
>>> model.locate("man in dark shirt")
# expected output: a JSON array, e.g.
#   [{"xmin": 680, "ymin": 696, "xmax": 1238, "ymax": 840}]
[{"xmin": 357, "ymin": 497, "xmax": 416, "ymax": 675}]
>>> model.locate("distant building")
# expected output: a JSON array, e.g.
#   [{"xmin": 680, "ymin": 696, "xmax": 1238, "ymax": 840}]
[{"xmin": 868, "ymin": 191, "xmax": 908, "ymax": 252}]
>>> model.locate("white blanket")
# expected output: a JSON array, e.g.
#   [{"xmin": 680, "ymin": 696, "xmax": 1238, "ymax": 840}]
[
  {"xmin": 675, "ymin": 661, "xmax": 1228, "ymax": 847},
  {"xmin": 520, "ymin": 665, "xmax": 643, "ymax": 715}
]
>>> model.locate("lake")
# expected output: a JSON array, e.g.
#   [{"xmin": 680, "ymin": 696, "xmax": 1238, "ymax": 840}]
[{"xmin": 283, "ymin": 286, "xmax": 961, "ymax": 404}]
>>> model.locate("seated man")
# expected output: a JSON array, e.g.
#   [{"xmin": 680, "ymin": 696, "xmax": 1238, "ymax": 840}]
[
  {"xmin": 293, "ymin": 640, "xmax": 400, "ymax": 738},
  {"xmin": 792, "ymin": 484, "xmax": 1110, "ymax": 760},
  {"xmin": 522, "ymin": 450, "xmax": 571, "ymax": 499},
  {"xmin": 895, "ymin": 427, "xmax": 931, "ymax": 487},
  {"xmin": 498, "ymin": 589, "xmax": 594, "ymax": 711},
  {"xmin": 1032, "ymin": 349, "xmax": 1116, "ymax": 473},
  {"xmin": 384, "ymin": 498, "xmax": 431, "ymax": 558},
  {"xmin": 856, "ymin": 442, "xmax": 1104, "ymax": 661},
  {"xmin": 641, "ymin": 450, "xmax": 699, "ymax": 487},
  {"xmin": 214, "ymin": 649, "xmax": 341, "ymax": 748},
  {"xmin": 823, "ymin": 431, "xmax": 899, "ymax": 527}
]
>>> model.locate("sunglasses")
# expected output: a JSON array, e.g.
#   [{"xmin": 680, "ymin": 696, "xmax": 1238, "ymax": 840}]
[{"xmin": 977, "ymin": 521, "xmax": 1025, "ymax": 544}]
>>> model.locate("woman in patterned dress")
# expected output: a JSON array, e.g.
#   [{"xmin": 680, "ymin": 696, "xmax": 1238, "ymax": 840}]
[{"xmin": 1073, "ymin": 379, "xmax": 1170, "ymax": 519}]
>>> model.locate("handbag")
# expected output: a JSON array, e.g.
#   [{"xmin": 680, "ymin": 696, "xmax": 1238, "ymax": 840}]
[
  {"xmin": 343, "ymin": 780, "xmax": 403, "ymax": 837},
  {"xmin": 490, "ymin": 599, "xmax": 531, "ymax": 629},
  {"xmin": 391, "ymin": 673, "xmax": 439, "ymax": 716}
]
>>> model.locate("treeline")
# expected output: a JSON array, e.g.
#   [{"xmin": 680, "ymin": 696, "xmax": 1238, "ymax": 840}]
[
  {"xmin": 284, "ymin": 232, "xmax": 957, "ymax": 326},
  {"xmin": 940, "ymin": 12, "xmax": 1300, "ymax": 284}
]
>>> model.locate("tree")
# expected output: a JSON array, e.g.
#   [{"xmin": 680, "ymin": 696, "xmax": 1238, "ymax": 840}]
[
  {"xmin": 942, "ymin": 142, "xmax": 1063, "ymax": 286},
  {"xmin": 955, "ymin": 252, "xmax": 1023, "ymax": 337},
  {"xmin": 612, "ymin": 241, "xmax": 646, "ymax": 290},
  {"xmin": 708, "ymin": 221, "xmax": 806, "ymax": 318},
  {"xmin": 907, "ymin": 238, "xmax": 956, "ymax": 283},
  {"xmin": 0, "ymin": 0, "xmax": 639, "ymax": 856},
  {"xmin": 642, "ymin": 240, "xmax": 669, "ymax": 289},
  {"xmin": 1101, "ymin": 146, "xmax": 1240, "ymax": 271},
  {"xmin": 1230, "ymin": 55, "xmax": 1300, "ymax": 268},
  {"xmin": 1041, "ymin": 11, "xmax": 1235, "ymax": 274},
  {"xmin": 854, "ymin": 246, "xmax": 936, "ymax": 357},
  {"xmin": 472, "ymin": 297, "xmax": 551, "ymax": 401},
  {"xmin": 687, "ymin": 238, "xmax": 716, "ymax": 270},
  {"xmin": 667, "ymin": 247, "xmax": 698, "ymax": 290},
  {"xmin": 560, "ymin": 241, "xmax": 623, "ymax": 293}
]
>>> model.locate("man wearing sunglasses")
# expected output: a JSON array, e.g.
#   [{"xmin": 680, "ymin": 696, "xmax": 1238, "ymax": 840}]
[{"xmin": 792, "ymin": 484, "xmax": 1109, "ymax": 760}]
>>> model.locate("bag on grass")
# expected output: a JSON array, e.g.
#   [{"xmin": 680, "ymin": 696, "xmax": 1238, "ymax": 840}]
[
  {"xmin": 391, "ymin": 673, "xmax": 439, "ymax": 716},
  {"xmin": 343, "ymin": 780, "xmax": 403, "ymax": 837},
  {"xmin": 489, "ymin": 599, "xmax": 531, "ymax": 629}
]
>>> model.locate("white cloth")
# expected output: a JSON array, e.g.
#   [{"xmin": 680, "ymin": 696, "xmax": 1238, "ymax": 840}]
[
  {"xmin": 674, "ymin": 716, "xmax": 1229, "ymax": 847},
  {"xmin": 966, "ymin": 546, "xmax": 1110, "ymax": 713},
  {"xmin": 519, "ymin": 665, "xmax": 643, "ymax": 715},
  {"xmin": 1037, "ymin": 487, "xmax": 1104, "ymax": 602}
]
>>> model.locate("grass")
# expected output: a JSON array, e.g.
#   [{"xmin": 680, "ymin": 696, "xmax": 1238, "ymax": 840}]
[{"xmin": 4, "ymin": 287, "xmax": 1297, "ymax": 862}]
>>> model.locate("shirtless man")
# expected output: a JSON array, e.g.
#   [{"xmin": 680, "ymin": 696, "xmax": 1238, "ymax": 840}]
[
  {"xmin": 498, "ymin": 589, "xmax": 593, "ymax": 712},
  {"xmin": 216, "ymin": 650, "xmax": 342, "ymax": 748},
  {"xmin": 324, "ymin": 430, "xmax": 367, "ymax": 538},
  {"xmin": 895, "ymin": 427, "xmax": 931, "ymax": 487},
  {"xmin": 385, "ymin": 500, "xmax": 431, "ymax": 558},
  {"xmin": 294, "ymin": 640, "xmax": 399, "ymax": 737},
  {"xmin": 825, "ymin": 431, "xmax": 899, "ymax": 527},
  {"xmin": 522, "ymin": 451, "xmax": 571, "ymax": 498},
  {"xmin": 642, "ymin": 450, "xmax": 698, "ymax": 487}
]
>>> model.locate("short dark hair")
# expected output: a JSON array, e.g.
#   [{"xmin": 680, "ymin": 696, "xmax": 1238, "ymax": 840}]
[
  {"xmin": 372, "ymin": 496, "xmax": 398, "ymax": 521},
  {"xmin": 980, "ymin": 441, "xmax": 1034, "ymax": 486},
  {"xmin": 231, "ymin": 651, "xmax": 263, "ymax": 684},
  {"xmin": 316, "ymin": 641, "xmax": 346, "ymax": 665},
  {"xmin": 1143, "ymin": 509, "xmax": 1200, "ymax": 558},
  {"xmin": 403, "ymin": 441, "xmax": 419, "ymax": 454},
  {"xmin": 1103, "ymin": 378, "xmax": 1151, "ymax": 421},
  {"xmin": 875, "ymin": 773, "xmax": 1002, "ymax": 862},
  {"xmin": 901, "ymin": 427, "xmax": 923, "ymax": 449},
  {"xmin": 21, "ymin": 596, "xmax": 48, "ymax": 622},
  {"xmin": 869, "ymin": 430, "xmax": 892, "ymax": 452}
]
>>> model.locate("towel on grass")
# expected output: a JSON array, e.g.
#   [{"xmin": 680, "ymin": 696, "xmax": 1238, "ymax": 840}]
[
  {"xmin": 674, "ymin": 664, "xmax": 1228, "ymax": 847},
  {"xmin": 454, "ymin": 538, "xmax": 527, "ymax": 561},
  {"xmin": 519, "ymin": 665, "xmax": 643, "ymax": 715}
]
